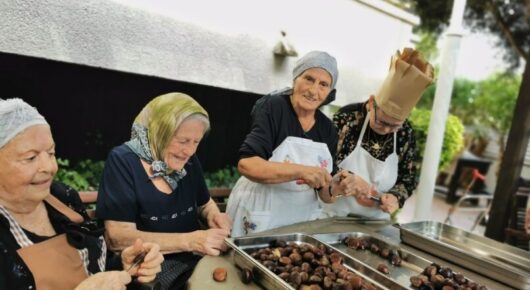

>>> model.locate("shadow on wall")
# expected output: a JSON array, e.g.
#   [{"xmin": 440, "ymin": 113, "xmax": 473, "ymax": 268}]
[{"xmin": 0, "ymin": 52, "xmax": 261, "ymax": 171}]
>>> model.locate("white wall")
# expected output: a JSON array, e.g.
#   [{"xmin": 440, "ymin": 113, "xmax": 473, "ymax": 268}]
[{"xmin": 0, "ymin": 0, "xmax": 418, "ymax": 105}]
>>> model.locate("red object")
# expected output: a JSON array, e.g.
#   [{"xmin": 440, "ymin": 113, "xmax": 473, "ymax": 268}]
[{"xmin": 472, "ymin": 169, "xmax": 486, "ymax": 181}]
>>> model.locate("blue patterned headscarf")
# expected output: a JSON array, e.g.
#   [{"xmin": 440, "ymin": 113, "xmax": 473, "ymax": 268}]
[{"xmin": 126, "ymin": 93, "xmax": 209, "ymax": 190}]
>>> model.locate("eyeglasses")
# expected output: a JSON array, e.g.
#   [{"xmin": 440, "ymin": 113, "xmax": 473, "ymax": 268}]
[{"xmin": 373, "ymin": 100, "xmax": 402, "ymax": 130}]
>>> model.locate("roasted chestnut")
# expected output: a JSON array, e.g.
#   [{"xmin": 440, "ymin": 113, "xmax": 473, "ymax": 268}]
[
  {"xmin": 390, "ymin": 253, "xmax": 402, "ymax": 266},
  {"xmin": 380, "ymin": 248, "xmax": 391, "ymax": 258},
  {"xmin": 212, "ymin": 267, "xmax": 227, "ymax": 282},
  {"xmin": 303, "ymin": 251, "xmax": 315, "ymax": 261},
  {"xmin": 240, "ymin": 268, "xmax": 253, "ymax": 284},
  {"xmin": 377, "ymin": 263, "xmax": 389, "ymax": 274},
  {"xmin": 370, "ymin": 243, "xmax": 380, "ymax": 254},
  {"xmin": 438, "ymin": 267, "xmax": 453, "ymax": 279},
  {"xmin": 410, "ymin": 275, "xmax": 424, "ymax": 287}
]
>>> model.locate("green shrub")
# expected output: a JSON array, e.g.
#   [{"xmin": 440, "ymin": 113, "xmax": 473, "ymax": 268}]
[
  {"xmin": 204, "ymin": 166, "xmax": 240, "ymax": 188},
  {"xmin": 409, "ymin": 109, "xmax": 465, "ymax": 170},
  {"xmin": 55, "ymin": 158, "xmax": 105, "ymax": 191}
]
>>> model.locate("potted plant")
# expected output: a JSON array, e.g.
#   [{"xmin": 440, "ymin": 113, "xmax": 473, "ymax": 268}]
[
  {"xmin": 54, "ymin": 158, "xmax": 105, "ymax": 217},
  {"xmin": 204, "ymin": 166, "xmax": 240, "ymax": 212}
]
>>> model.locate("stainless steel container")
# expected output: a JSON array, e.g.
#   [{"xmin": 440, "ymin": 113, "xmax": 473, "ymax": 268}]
[
  {"xmin": 226, "ymin": 233, "xmax": 409, "ymax": 290},
  {"xmin": 396, "ymin": 221, "xmax": 530, "ymax": 290},
  {"xmin": 312, "ymin": 232, "xmax": 431, "ymax": 289}
]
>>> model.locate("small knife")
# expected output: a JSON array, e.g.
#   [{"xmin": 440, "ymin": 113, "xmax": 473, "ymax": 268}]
[{"xmin": 126, "ymin": 251, "xmax": 147, "ymax": 273}]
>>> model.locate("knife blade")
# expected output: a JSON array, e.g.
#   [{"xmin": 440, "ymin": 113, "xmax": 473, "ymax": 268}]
[{"xmin": 126, "ymin": 251, "xmax": 147, "ymax": 273}]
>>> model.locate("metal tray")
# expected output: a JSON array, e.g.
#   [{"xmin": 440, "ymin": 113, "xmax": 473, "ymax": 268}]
[
  {"xmin": 396, "ymin": 221, "xmax": 530, "ymax": 290},
  {"xmin": 312, "ymin": 232, "xmax": 432, "ymax": 289},
  {"xmin": 226, "ymin": 233, "xmax": 409, "ymax": 290}
]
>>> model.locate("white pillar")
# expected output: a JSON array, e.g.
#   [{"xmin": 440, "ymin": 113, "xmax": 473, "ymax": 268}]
[{"xmin": 413, "ymin": 0, "xmax": 467, "ymax": 221}]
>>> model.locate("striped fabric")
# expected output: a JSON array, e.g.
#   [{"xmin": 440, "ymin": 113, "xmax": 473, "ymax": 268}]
[{"xmin": 0, "ymin": 205, "xmax": 104, "ymax": 274}]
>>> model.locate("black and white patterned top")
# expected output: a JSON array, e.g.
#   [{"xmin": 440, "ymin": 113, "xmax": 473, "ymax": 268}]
[
  {"xmin": 333, "ymin": 102, "xmax": 419, "ymax": 207},
  {"xmin": 0, "ymin": 182, "xmax": 120, "ymax": 290}
]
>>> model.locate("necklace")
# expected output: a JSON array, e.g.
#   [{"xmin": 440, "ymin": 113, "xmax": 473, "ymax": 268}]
[{"xmin": 367, "ymin": 126, "xmax": 392, "ymax": 156}]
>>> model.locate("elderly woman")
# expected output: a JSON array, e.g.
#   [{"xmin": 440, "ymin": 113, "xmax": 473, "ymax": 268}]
[
  {"xmin": 322, "ymin": 48, "xmax": 434, "ymax": 219},
  {"xmin": 0, "ymin": 98, "xmax": 163, "ymax": 290},
  {"xmin": 96, "ymin": 93, "xmax": 231, "ymax": 290},
  {"xmin": 226, "ymin": 51, "xmax": 357, "ymax": 237}
]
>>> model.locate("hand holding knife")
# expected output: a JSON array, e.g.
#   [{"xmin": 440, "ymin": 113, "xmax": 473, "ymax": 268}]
[
  {"xmin": 126, "ymin": 251, "xmax": 147, "ymax": 274},
  {"xmin": 364, "ymin": 185, "xmax": 382, "ymax": 204}
]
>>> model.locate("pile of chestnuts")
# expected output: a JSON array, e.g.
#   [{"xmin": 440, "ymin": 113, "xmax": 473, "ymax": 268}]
[
  {"xmin": 342, "ymin": 236, "xmax": 402, "ymax": 273},
  {"xmin": 248, "ymin": 239, "xmax": 378, "ymax": 290},
  {"xmin": 410, "ymin": 263, "xmax": 489, "ymax": 290}
]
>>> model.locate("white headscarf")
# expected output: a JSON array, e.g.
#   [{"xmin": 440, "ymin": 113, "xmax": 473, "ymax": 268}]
[{"xmin": 0, "ymin": 98, "xmax": 48, "ymax": 149}]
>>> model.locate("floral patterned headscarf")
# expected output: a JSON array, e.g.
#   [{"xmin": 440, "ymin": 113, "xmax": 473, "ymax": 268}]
[{"xmin": 126, "ymin": 92, "xmax": 209, "ymax": 190}]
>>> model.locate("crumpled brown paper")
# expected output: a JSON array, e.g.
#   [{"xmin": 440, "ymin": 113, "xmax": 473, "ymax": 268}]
[{"xmin": 375, "ymin": 48, "xmax": 435, "ymax": 121}]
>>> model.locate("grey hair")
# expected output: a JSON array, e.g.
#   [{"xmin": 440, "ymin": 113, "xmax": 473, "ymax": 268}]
[{"xmin": 183, "ymin": 113, "xmax": 211, "ymax": 134}]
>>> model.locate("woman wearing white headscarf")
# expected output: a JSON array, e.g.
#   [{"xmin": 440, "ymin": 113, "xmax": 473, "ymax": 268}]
[
  {"xmin": 0, "ymin": 98, "xmax": 163, "ymax": 290},
  {"xmin": 226, "ymin": 51, "xmax": 357, "ymax": 237}
]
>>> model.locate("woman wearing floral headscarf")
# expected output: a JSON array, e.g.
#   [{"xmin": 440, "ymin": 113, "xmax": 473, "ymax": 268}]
[
  {"xmin": 97, "ymin": 93, "xmax": 231, "ymax": 290},
  {"xmin": 322, "ymin": 48, "xmax": 434, "ymax": 220}
]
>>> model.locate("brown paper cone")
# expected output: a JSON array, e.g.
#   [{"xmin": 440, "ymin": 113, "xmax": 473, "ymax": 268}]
[{"xmin": 375, "ymin": 48, "xmax": 434, "ymax": 121}]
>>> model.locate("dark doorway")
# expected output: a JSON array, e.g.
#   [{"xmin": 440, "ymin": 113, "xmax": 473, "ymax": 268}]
[{"xmin": 0, "ymin": 52, "xmax": 260, "ymax": 172}]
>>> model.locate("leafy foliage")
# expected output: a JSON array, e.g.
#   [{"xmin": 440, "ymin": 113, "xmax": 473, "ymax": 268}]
[
  {"xmin": 417, "ymin": 78, "xmax": 480, "ymax": 125},
  {"xmin": 409, "ymin": 109, "xmax": 465, "ymax": 170},
  {"xmin": 473, "ymin": 73, "xmax": 520, "ymax": 135},
  {"xmin": 55, "ymin": 158, "xmax": 105, "ymax": 191},
  {"xmin": 204, "ymin": 166, "xmax": 240, "ymax": 188},
  {"xmin": 414, "ymin": 31, "xmax": 439, "ymax": 62},
  {"xmin": 409, "ymin": 0, "xmax": 529, "ymax": 68},
  {"xmin": 417, "ymin": 73, "xmax": 520, "ymax": 147}
]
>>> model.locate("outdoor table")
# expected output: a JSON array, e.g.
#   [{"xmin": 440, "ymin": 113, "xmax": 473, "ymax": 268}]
[{"xmin": 188, "ymin": 217, "xmax": 514, "ymax": 289}]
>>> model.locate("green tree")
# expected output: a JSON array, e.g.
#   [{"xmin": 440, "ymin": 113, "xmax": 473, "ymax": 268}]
[
  {"xmin": 408, "ymin": 0, "xmax": 529, "ymax": 68},
  {"xmin": 409, "ymin": 109, "xmax": 465, "ymax": 170},
  {"xmin": 473, "ymin": 73, "xmax": 521, "ymax": 153},
  {"xmin": 406, "ymin": 0, "xmax": 529, "ymax": 239},
  {"xmin": 417, "ymin": 78, "xmax": 479, "ymax": 125}
]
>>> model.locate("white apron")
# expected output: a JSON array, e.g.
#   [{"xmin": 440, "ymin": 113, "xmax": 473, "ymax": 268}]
[
  {"xmin": 226, "ymin": 136, "xmax": 332, "ymax": 237},
  {"xmin": 322, "ymin": 116, "xmax": 398, "ymax": 219}
]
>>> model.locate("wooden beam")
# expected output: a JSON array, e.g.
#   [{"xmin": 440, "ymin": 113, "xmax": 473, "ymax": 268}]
[{"xmin": 485, "ymin": 61, "xmax": 530, "ymax": 241}]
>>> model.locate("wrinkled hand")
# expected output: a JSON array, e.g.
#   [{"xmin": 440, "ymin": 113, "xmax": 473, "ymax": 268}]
[
  {"xmin": 75, "ymin": 271, "xmax": 131, "ymax": 290},
  {"xmin": 208, "ymin": 212, "xmax": 232, "ymax": 232},
  {"xmin": 190, "ymin": 228, "xmax": 230, "ymax": 256},
  {"xmin": 121, "ymin": 239, "xmax": 164, "ymax": 283},
  {"xmin": 330, "ymin": 170, "xmax": 356, "ymax": 197},
  {"xmin": 379, "ymin": 193, "xmax": 399, "ymax": 214},
  {"xmin": 297, "ymin": 165, "xmax": 332, "ymax": 189},
  {"xmin": 344, "ymin": 175, "xmax": 379, "ymax": 207}
]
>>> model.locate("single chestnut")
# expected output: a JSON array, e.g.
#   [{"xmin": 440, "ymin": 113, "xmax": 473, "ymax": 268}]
[
  {"xmin": 410, "ymin": 276, "xmax": 424, "ymax": 287},
  {"xmin": 278, "ymin": 272, "xmax": 290, "ymax": 280},
  {"xmin": 289, "ymin": 252, "xmax": 303, "ymax": 265},
  {"xmin": 390, "ymin": 254, "xmax": 402, "ymax": 266},
  {"xmin": 370, "ymin": 243, "xmax": 380, "ymax": 254},
  {"xmin": 240, "ymin": 268, "xmax": 253, "ymax": 284},
  {"xmin": 279, "ymin": 256, "xmax": 292, "ymax": 265},
  {"xmin": 303, "ymin": 251, "xmax": 315, "ymax": 261},
  {"xmin": 212, "ymin": 267, "xmax": 227, "ymax": 282},
  {"xmin": 377, "ymin": 263, "xmax": 389, "ymax": 274},
  {"xmin": 380, "ymin": 248, "xmax": 391, "ymax": 258},
  {"xmin": 349, "ymin": 276, "xmax": 362, "ymax": 289}
]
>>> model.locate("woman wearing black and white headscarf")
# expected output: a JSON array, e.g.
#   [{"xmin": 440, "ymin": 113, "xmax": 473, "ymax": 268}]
[{"xmin": 226, "ymin": 51, "xmax": 357, "ymax": 237}]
